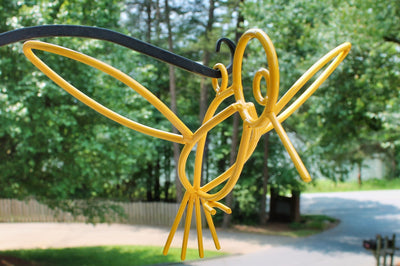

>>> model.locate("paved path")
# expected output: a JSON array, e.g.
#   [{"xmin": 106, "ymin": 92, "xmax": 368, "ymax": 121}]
[
  {"xmin": 181, "ymin": 190, "xmax": 400, "ymax": 266},
  {"xmin": 1, "ymin": 190, "xmax": 400, "ymax": 265}
]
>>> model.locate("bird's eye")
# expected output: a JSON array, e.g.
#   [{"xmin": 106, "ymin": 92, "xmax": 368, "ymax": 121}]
[{"xmin": 252, "ymin": 68, "xmax": 270, "ymax": 106}]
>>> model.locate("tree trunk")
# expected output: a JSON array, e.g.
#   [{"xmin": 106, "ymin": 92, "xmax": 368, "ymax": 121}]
[
  {"xmin": 221, "ymin": 0, "xmax": 245, "ymax": 229},
  {"xmin": 259, "ymin": 132, "xmax": 269, "ymax": 225},
  {"xmin": 154, "ymin": 155, "xmax": 161, "ymax": 201},
  {"xmin": 155, "ymin": 0, "xmax": 161, "ymax": 40},
  {"xmin": 145, "ymin": 1, "xmax": 152, "ymax": 43},
  {"xmin": 144, "ymin": 0, "xmax": 154, "ymax": 203},
  {"xmin": 165, "ymin": 0, "xmax": 183, "ymax": 202},
  {"xmin": 146, "ymin": 164, "xmax": 153, "ymax": 201},
  {"xmin": 199, "ymin": 50, "xmax": 211, "ymax": 122},
  {"xmin": 199, "ymin": 0, "xmax": 215, "ymax": 121},
  {"xmin": 198, "ymin": 0, "xmax": 215, "ymax": 187},
  {"xmin": 222, "ymin": 113, "xmax": 239, "ymax": 228}
]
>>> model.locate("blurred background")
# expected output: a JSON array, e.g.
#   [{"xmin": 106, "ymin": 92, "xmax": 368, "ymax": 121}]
[{"xmin": 0, "ymin": 0, "xmax": 399, "ymax": 229}]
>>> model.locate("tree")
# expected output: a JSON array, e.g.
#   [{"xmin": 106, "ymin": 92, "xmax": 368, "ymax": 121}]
[
  {"xmin": 0, "ymin": 0, "xmax": 131, "ymax": 221},
  {"xmin": 164, "ymin": 0, "xmax": 184, "ymax": 202},
  {"xmin": 294, "ymin": 0, "xmax": 400, "ymax": 181},
  {"xmin": 243, "ymin": 0, "xmax": 400, "ymax": 190},
  {"xmin": 222, "ymin": 0, "xmax": 245, "ymax": 228}
]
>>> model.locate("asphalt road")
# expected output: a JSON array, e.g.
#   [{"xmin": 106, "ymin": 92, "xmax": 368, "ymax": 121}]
[{"xmin": 180, "ymin": 190, "xmax": 400, "ymax": 266}]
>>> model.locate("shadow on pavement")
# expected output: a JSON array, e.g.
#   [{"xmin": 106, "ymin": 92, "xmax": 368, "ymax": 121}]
[{"xmin": 290, "ymin": 196, "xmax": 400, "ymax": 255}]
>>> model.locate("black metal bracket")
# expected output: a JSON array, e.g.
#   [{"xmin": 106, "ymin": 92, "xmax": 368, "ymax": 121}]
[{"xmin": 0, "ymin": 25, "xmax": 236, "ymax": 78}]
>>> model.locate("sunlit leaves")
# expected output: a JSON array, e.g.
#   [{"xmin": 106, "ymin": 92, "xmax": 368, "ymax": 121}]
[{"xmin": 243, "ymin": 0, "xmax": 400, "ymax": 182}]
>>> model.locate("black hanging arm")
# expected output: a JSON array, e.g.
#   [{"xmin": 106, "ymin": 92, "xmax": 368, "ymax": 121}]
[{"xmin": 0, "ymin": 25, "xmax": 236, "ymax": 78}]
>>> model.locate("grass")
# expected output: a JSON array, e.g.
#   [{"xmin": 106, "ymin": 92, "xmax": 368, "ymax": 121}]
[
  {"xmin": 232, "ymin": 214, "xmax": 339, "ymax": 238},
  {"xmin": 289, "ymin": 215, "xmax": 338, "ymax": 235},
  {"xmin": 304, "ymin": 178, "xmax": 400, "ymax": 193},
  {"xmin": 0, "ymin": 245, "xmax": 225, "ymax": 266}
]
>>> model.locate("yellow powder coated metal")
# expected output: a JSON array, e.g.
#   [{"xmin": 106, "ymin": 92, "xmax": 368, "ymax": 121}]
[{"xmin": 22, "ymin": 29, "xmax": 351, "ymax": 260}]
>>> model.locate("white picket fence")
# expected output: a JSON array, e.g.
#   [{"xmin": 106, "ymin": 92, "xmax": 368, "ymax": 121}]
[{"xmin": 0, "ymin": 198, "xmax": 182, "ymax": 227}]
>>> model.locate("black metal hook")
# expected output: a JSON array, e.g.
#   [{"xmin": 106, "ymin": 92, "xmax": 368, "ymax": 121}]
[
  {"xmin": 0, "ymin": 25, "xmax": 236, "ymax": 78},
  {"xmin": 215, "ymin": 37, "xmax": 236, "ymax": 76}
]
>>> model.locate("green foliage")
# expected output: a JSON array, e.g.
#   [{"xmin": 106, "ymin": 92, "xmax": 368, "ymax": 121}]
[
  {"xmin": 0, "ymin": 0, "xmax": 129, "ymax": 219},
  {"xmin": 305, "ymin": 178, "xmax": 400, "ymax": 193},
  {"xmin": 0, "ymin": 0, "xmax": 238, "ymax": 221},
  {"xmin": 243, "ymin": 0, "xmax": 400, "ymax": 182},
  {"xmin": 2, "ymin": 0, "xmax": 400, "ymax": 226},
  {"xmin": 0, "ymin": 246, "xmax": 225, "ymax": 266}
]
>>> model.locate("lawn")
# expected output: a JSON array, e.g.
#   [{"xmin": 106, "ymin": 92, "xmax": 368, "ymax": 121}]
[
  {"xmin": 0, "ymin": 245, "xmax": 225, "ymax": 266},
  {"xmin": 232, "ymin": 214, "xmax": 339, "ymax": 238},
  {"xmin": 304, "ymin": 178, "xmax": 400, "ymax": 193}
]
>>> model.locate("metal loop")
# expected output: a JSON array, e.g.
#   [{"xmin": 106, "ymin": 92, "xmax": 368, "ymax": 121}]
[
  {"xmin": 252, "ymin": 68, "xmax": 270, "ymax": 106},
  {"xmin": 211, "ymin": 63, "xmax": 229, "ymax": 94}
]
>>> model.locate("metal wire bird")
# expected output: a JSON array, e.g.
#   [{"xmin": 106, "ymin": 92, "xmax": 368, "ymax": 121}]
[{"xmin": 1, "ymin": 26, "xmax": 350, "ymax": 260}]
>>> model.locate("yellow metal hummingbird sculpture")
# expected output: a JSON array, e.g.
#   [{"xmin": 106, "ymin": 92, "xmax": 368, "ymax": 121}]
[{"xmin": 21, "ymin": 28, "xmax": 350, "ymax": 260}]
